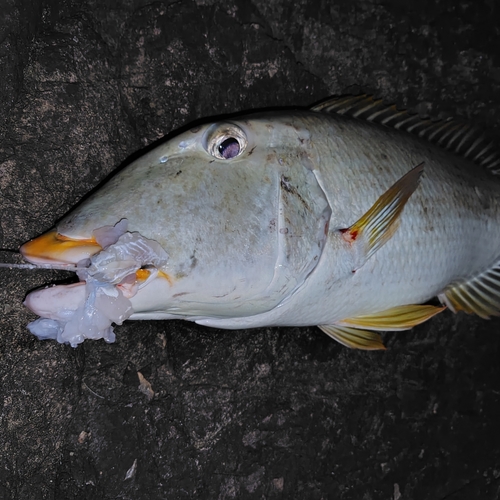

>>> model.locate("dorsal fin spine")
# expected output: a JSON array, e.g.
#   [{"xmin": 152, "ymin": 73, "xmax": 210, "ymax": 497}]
[
  {"xmin": 366, "ymin": 108, "xmax": 387, "ymax": 121},
  {"xmin": 446, "ymin": 124, "xmax": 469, "ymax": 149},
  {"xmin": 456, "ymin": 127, "xmax": 475, "ymax": 152},
  {"xmin": 426, "ymin": 121, "xmax": 451, "ymax": 141},
  {"xmin": 486, "ymin": 159, "xmax": 500, "ymax": 172},
  {"xmin": 380, "ymin": 110, "xmax": 406, "ymax": 125},
  {"xmin": 473, "ymin": 144, "xmax": 493, "ymax": 162},
  {"xmin": 438, "ymin": 123, "xmax": 464, "ymax": 146},
  {"xmin": 311, "ymin": 94, "xmax": 500, "ymax": 172},
  {"xmin": 464, "ymin": 136, "xmax": 485, "ymax": 159}
]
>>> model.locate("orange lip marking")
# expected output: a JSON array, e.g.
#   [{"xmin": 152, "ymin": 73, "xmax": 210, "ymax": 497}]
[
  {"xmin": 135, "ymin": 269, "xmax": 173, "ymax": 285},
  {"xmin": 136, "ymin": 268, "xmax": 151, "ymax": 281},
  {"xmin": 20, "ymin": 230, "xmax": 102, "ymax": 265}
]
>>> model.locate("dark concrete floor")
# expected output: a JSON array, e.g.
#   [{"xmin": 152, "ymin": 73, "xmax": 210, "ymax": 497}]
[{"xmin": 1, "ymin": 0, "xmax": 500, "ymax": 498}]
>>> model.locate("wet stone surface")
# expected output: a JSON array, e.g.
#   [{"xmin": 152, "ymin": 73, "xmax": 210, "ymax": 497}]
[{"xmin": 1, "ymin": 0, "xmax": 500, "ymax": 499}]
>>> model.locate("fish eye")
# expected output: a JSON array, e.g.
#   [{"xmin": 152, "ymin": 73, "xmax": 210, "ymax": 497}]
[
  {"xmin": 205, "ymin": 123, "xmax": 247, "ymax": 160},
  {"xmin": 218, "ymin": 137, "xmax": 240, "ymax": 159}
]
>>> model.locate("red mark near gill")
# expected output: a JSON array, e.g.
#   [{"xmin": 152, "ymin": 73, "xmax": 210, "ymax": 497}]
[{"xmin": 340, "ymin": 228, "xmax": 358, "ymax": 243}]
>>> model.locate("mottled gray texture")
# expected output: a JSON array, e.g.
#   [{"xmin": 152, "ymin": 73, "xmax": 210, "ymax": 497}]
[{"xmin": 1, "ymin": 0, "xmax": 500, "ymax": 499}]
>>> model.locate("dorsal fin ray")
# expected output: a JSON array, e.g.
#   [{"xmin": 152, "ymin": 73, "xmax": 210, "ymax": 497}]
[{"xmin": 311, "ymin": 95, "xmax": 500, "ymax": 173}]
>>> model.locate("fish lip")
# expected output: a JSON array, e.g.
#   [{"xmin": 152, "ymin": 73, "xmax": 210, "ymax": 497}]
[
  {"xmin": 24, "ymin": 282, "xmax": 87, "ymax": 320},
  {"xmin": 23, "ymin": 269, "xmax": 174, "ymax": 321},
  {"xmin": 20, "ymin": 229, "xmax": 102, "ymax": 265}
]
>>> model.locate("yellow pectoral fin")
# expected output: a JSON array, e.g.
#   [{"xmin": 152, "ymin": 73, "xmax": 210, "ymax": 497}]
[
  {"xmin": 338, "ymin": 304, "xmax": 446, "ymax": 331},
  {"xmin": 318, "ymin": 324, "xmax": 386, "ymax": 350},
  {"xmin": 340, "ymin": 163, "xmax": 424, "ymax": 270}
]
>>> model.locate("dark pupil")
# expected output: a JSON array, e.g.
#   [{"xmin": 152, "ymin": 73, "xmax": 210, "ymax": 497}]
[{"xmin": 218, "ymin": 137, "xmax": 240, "ymax": 159}]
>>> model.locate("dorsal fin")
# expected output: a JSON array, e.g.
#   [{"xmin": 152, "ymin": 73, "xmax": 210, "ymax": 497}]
[{"xmin": 311, "ymin": 95, "xmax": 500, "ymax": 173}]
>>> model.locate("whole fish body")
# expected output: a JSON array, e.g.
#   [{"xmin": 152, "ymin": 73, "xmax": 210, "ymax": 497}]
[{"xmin": 20, "ymin": 96, "xmax": 500, "ymax": 349}]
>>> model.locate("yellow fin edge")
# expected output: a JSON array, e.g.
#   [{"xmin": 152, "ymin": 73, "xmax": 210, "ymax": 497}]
[
  {"xmin": 319, "ymin": 304, "xmax": 446, "ymax": 350},
  {"xmin": 318, "ymin": 324, "xmax": 386, "ymax": 350},
  {"xmin": 339, "ymin": 304, "xmax": 446, "ymax": 331}
]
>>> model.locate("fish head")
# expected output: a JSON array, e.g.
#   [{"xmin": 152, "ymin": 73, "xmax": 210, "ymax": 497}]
[{"xmin": 21, "ymin": 112, "xmax": 331, "ymax": 320}]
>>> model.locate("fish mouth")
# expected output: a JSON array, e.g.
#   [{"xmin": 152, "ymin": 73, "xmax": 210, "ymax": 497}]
[
  {"xmin": 22, "ymin": 223, "xmax": 174, "ymax": 346},
  {"xmin": 25, "ymin": 271, "xmax": 173, "ymax": 321},
  {"xmin": 20, "ymin": 229, "xmax": 102, "ymax": 265}
]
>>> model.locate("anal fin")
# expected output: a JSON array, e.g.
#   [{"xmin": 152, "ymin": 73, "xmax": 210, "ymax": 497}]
[
  {"xmin": 318, "ymin": 304, "xmax": 445, "ymax": 350},
  {"xmin": 439, "ymin": 264, "xmax": 500, "ymax": 319},
  {"xmin": 338, "ymin": 304, "xmax": 445, "ymax": 331},
  {"xmin": 318, "ymin": 324, "xmax": 386, "ymax": 350}
]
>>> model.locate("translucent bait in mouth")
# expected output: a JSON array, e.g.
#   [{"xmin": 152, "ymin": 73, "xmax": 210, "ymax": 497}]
[{"xmin": 21, "ymin": 220, "xmax": 169, "ymax": 347}]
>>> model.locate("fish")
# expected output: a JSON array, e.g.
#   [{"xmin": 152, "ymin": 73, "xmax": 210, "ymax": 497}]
[{"xmin": 18, "ymin": 94, "xmax": 500, "ymax": 349}]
